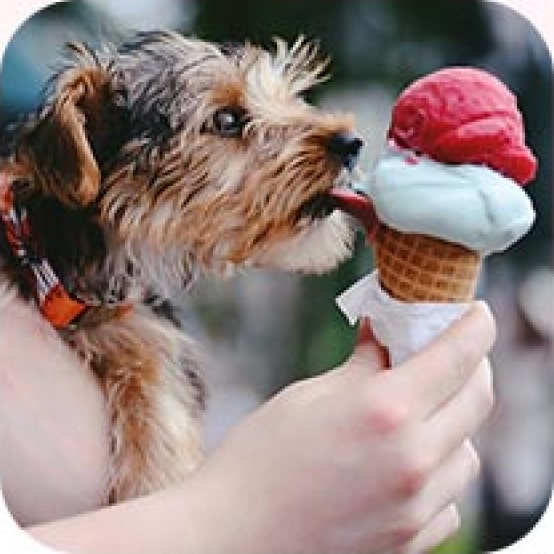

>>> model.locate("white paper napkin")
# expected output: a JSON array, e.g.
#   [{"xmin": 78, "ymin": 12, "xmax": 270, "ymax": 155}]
[{"xmin": 336, "ymin": 271, "xmax": 470, "ymax": 365}]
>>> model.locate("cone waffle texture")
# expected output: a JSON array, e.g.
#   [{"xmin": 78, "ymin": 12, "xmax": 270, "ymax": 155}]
[{"xmin": 375, "ymin": 225, "xmax": 481, "ymax": 302}]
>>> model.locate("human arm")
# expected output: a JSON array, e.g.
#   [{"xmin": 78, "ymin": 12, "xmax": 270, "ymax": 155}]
[
  {"xmin": 0, "ymin": 295, "xmax": 109, "ymax": 526},
  {"xmin": 25, "ymin": 302, "xmax": 495, "ymax": 554}
]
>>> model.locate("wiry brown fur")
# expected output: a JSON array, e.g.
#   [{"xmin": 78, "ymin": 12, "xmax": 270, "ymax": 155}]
[{"xmin": 0, "ymin": 31, "xmax": 360, "ymax": 503}]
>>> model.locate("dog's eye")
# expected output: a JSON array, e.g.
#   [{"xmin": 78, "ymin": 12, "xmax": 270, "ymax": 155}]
[{"xmin": 213, "ymin": 107, "xmax": 248, "ymax": 137}]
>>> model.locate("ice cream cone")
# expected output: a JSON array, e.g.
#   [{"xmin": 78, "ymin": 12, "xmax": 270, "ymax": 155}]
[
  {"xmin": 335, "ymin": 67, "xmax": 536, "ymax": 365},
  {"xmin": 375, "ymin": 224, "xmax": 481, "ymax": 303}
]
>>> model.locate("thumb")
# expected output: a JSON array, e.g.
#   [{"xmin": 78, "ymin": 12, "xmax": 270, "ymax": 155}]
[{"xmin": 347, "ymin": 318, "xmax": 390, "ymax": 373}]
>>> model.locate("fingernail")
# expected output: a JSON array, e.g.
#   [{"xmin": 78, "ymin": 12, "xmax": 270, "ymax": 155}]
[{"xmin": 467, "ymin": 300, "xmax": 493, "ymax": 321}]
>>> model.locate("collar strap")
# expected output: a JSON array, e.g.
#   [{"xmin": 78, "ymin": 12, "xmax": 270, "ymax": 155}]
[{"xmin": 0, "ymin": 171, "xmax": 126, "ymax": 329}]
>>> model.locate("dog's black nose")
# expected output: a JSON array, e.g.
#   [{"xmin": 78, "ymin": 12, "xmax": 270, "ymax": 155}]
[{"xmin": 327, "ymin": 131, "xmax": 363, "ymax": 171}]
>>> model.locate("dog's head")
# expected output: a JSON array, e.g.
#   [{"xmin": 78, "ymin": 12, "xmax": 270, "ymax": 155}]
[{"xmin": 10, "ymin": 32, "xmax": 363, "ymax": 278}]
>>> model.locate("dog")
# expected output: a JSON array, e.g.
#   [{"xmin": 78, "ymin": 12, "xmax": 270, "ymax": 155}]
[{"xmin": 0, "ymin": 31, "xmax": 363, "ymax": 503}]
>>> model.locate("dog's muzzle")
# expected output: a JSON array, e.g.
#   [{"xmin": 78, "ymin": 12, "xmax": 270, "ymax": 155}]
[{"xmin": 327, "ymin": 131, "xmax": 364, "ymax": 171}]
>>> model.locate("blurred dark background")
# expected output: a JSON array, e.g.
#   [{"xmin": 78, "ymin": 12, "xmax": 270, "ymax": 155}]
[{"xmin": 1, "ymin": 1, "xmax": 552, "ymax": 552}]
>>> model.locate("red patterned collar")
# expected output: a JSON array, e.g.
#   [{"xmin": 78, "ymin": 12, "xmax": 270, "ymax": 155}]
[{"xmin": 0, "ymin": 170, "xmax": 112, "ymax": 329}]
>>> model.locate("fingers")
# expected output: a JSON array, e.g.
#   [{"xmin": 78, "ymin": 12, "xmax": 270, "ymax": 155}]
[
  {"xmin": 347, "ymin": 318, "xmax": 389, "ymax": 374},
  {"xmin": 393, "ymin": 442, "xmax": 479, "ymax": 554},
  {"xmin": 391, "ymin": 301, "xmax": 496, "ymax": 418},
  {"xmin": 424, "ymin": 358, "xmax": 494, "ymax": 461},
  {"xmin": 416, "ymin": 440, "xmax": 480, "ymax": 523},
  {"xmin": 399, "ymin": 504, "xmax": 461, "ymax": 554}
]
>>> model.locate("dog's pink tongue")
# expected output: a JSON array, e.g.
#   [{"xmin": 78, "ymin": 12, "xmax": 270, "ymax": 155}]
[{"xmin": 328, "ymin": 188, "xmax": 377, "ymax": 234}]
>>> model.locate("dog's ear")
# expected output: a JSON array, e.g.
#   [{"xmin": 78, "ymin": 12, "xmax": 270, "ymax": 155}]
[{"xmin": 16, "ymin": 43, "xmax": 128, "ymax": 206}]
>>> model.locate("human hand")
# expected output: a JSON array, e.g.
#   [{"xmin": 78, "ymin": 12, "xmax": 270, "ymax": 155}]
[
  {"xmin": 24, "ymin": 302, "xmax": 494, "ymax": 554},
  {"xmin": 195, "ymin": 301, "xmax": 495, "ymax": 554}
]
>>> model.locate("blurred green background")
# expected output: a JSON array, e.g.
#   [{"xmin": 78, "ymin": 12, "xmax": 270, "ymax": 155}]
[{"xmin": 1, "ymin": 1, "xmax": 552, "ymax": 552}]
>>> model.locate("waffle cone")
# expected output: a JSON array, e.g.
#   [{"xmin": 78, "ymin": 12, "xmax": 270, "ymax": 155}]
[{"xmin": 375, "ymin": 225, "xmax": 481, "ymax": 302}]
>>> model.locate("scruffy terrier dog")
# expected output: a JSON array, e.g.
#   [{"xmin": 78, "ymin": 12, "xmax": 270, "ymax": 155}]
[{"xmin": 0, "ymin": 31, "xmax": 362, "ymax": 503}]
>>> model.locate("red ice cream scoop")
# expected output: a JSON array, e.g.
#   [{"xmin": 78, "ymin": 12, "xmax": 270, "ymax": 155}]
[{"xmin": 388, "ymin": 67, "xmax": 537, "ymax": 185}]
